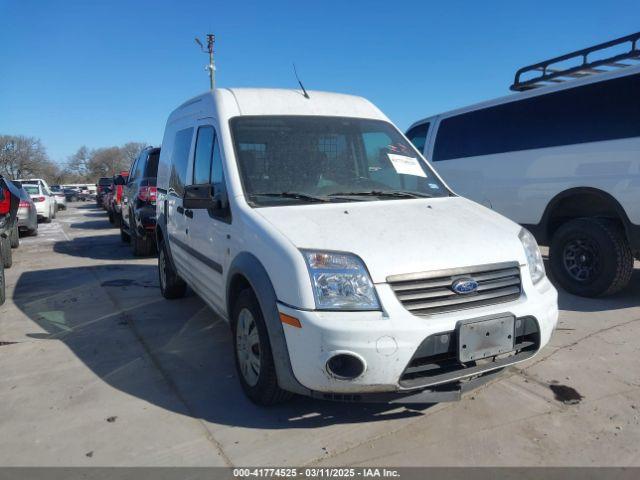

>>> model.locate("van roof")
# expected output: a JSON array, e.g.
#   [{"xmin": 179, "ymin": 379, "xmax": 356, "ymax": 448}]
[
  {"xmin": 169, "ymin": 88, "xmax": 389, "ymax": 123},
  {"xmin": 408, "ymin": 63, "xmax": 640, "ymax": 130}
]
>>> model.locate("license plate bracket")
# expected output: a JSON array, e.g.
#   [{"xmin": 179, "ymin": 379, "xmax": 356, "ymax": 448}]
[{"xmin": 458, "ymin": 314, "xmax": 515, "ymax": 363}]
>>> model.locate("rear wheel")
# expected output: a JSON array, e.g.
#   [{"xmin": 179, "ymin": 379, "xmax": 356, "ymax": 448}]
[
  {"xmin": 131, "ymin": 228, "xmax": 153, "ymax": 256},
  {"xmin": 1, "ymin": 237, "xmax": 12, "ymax": 268},
  {"xmin": 158, "ymin": 240, "xmax": 187, "ymax": 299},
  {"xmin": 10, "ymin": 225, "xmax": 19, "ymax": 248},
  {"xmin": 113, "ymin": 212, "xmax": 121, "ymax": 228},
  {"xmin": 231, "ymin": 289, "xmax": 292, "ymax": 405},
  {"xmin": 108, "ymin": 211, "xmax": 114, "ymax": 224},
  {"xmin": 0, "ymin": 263, "xmax": 5, "ymax": 306},
  {"xmin": 550, "ymin": 217, "xmax": 633, "ymax": 297}
]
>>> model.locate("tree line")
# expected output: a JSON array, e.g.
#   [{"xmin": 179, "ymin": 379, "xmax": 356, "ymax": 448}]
[{"xmin": 0, "ymin": 134, "xmax": 146, "ymax": 184}]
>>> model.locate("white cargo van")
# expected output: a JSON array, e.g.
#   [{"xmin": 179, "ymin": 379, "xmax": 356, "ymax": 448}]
[
  {"xmin": 407, "ymin": 32, "xmax": 640, "ymax": 297},
  {"xmin": 156, "ymin": 87, "xmax": 557, "ymax": 405}
]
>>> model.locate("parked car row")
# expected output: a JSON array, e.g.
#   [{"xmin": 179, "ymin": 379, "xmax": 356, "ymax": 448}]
[
  {"xmin": 97, "ymin": 148, "xmax": 160, "ymax": 257},
  {"xmin": 0, "ymin": 176, "xmax": 21, "ymax": 305}
]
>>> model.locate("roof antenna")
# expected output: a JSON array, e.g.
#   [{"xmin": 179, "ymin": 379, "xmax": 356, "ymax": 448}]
[{"xmin": 293, "ymin": 63, "xmax": 310, "ymax": 99}]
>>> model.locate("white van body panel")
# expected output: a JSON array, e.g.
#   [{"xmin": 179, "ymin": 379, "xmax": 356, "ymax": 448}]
[{"xmin": 410, "ymin": 65, "xmax": 640, "ymax": 230}]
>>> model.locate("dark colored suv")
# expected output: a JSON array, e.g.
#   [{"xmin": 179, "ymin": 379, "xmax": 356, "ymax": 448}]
[
  {"xmin": 96, "ymin": 177, "xmax": 112, "ymax": 206},
  {"xmin": 120, "ymin": 147, "xmax": 159, "ymax": 256}
]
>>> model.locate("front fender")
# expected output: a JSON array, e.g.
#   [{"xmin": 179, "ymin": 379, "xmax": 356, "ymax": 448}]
[{"xmin": 226, "ymin": 252, "xmax": 310, "ymax": 396}]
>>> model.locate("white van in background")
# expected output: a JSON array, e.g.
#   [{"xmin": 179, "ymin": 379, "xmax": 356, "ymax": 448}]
[
  {"xmin": 155, "ymin": 87, "xmax": 557, "ymax": 405},
  {"xmin": 407, "ymin": 32, "xmax": 640, "ymax": 297}
]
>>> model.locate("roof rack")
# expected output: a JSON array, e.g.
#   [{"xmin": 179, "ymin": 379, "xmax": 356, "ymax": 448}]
[{"xmin": 510, "ymin": 31, "xmax": 640, "ymax": 91}]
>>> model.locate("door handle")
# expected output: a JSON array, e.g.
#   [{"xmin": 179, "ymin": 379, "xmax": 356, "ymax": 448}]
[
  {"xmin": 185, "ymin": 209, "xmax": 193, "ymax": 218},
  {"xmin": 177, "ymin": 206, "xmax": 184, "ymax": 214}
]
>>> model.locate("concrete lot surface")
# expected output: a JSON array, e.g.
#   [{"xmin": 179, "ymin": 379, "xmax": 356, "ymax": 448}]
[{"xmin": 1, "ymin": 203, "xmax": 639, "ymax": 466}]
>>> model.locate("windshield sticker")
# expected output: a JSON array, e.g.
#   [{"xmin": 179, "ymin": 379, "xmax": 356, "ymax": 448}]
[
  {"xmin": 387, "ymin": 154, "xmax": 427, "ymax": 177},
  {"xmin": 428, "ymin": 183, "xmax": 440, "ymax": 189}
]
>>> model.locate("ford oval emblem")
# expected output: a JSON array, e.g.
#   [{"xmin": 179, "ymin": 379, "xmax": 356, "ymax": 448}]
[{"xmin": 451, "ymin": 277, "xmax": 478, "ymax": 295}]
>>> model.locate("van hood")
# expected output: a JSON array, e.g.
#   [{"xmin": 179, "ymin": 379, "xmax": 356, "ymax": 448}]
[{"xmin": 255, "ymin": 197, "xmax": 526, "ymax": 283}]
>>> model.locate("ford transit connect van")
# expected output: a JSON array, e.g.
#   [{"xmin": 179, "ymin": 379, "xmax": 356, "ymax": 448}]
[{"xmin": 156, "ymin": 88, "xmax": 558, "ymax": 405}]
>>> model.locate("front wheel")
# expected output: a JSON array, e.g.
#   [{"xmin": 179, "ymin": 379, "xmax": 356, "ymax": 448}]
[
  {"xmin": 232, "ymin": 289, "xmax": 292, "ymax": 405},
  {"xmin": 550, "ymin": 217, "xmax": 633, "ymax": 297}
]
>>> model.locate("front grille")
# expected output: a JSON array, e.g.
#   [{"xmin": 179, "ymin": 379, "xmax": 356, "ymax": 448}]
[
  {"xmin": 388, "ymin": 261, "xmax": 522, "ymax": 315},
  {"xmin": 399, "ymin": 316, "xmax": 540, "ymax": 389}
]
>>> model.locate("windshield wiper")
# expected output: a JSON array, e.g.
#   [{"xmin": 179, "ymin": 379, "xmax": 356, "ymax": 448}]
[
  {"xmin": 251, "ymin": 192, "xmax": 331, "ymax": 203},
  {"xmin": 328, "ymin": 190, "xmax": 433, "ymax": 199}
]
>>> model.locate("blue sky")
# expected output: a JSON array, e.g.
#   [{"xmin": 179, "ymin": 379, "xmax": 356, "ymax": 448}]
[{"xmin": 1, "ymin": 0, "xmax": 639, "ymax": 164}]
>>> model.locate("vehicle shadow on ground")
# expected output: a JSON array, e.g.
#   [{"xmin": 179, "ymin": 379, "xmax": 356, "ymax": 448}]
[
  {"xmin": 68, "ymin": 220, "xmax": 116, "ymax": 230},
  {"xmin": 53, "ymin": 235, "xmax": 138, "ymax": 261},
  {"xmin": 542, "ymin": 256, "xmax": 640, "ymax": 312},
  {"xmin": 13, "ymin": 264, "xmax": 430, "ymax": 430}
]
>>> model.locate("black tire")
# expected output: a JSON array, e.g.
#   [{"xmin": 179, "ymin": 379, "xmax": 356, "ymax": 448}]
[
  {"xmin": 131, "ymin": 228, "xmax": 153, "ymax": 256},
  {"xmin": 120, "ymin": 224, "xmax": 130, "ymax": 243},
  {"xmin": 10, "ymin": 225, "xmax": 19, "ymax": 248},
  {"xmin": 108, "ymin": 211, "xmax": 114, "ymax": 224},
  {"xmin": 113, "ymin": 212, "xmax": 122, "ymax": 228},
  {"xmin": 1, "ymin": 237, "xmax": 12, "ymax": 268},
  {"xmin": 550, "ymin": 217, "xmax": 633, "ymax": 297},
  {"xmin": 29, "ymin": 225, "xmax": 38, "ymax": 236},
  {"xmin": 231, "ymin": 289, "xmax": 292, "ymax": 406},
  {"xmin": 0, "ymin": 264, "xmax": 5, "ymax": 306},
  {"xmin": 158, "ymin": 240, "xmax": 187, "ymax": 299}
]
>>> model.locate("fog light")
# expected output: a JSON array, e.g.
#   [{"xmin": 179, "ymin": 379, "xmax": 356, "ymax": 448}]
[{"xmin": 326, "ymin": 353, "xmax": 365, "ymax": 380}]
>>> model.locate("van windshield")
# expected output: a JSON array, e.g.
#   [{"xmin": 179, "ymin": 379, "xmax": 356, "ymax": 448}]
[{"xmin": 230, "ymin": 116, "xmax": 449, "ymax": 207}]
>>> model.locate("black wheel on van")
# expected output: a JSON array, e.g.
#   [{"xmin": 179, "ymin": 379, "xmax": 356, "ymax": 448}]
[
  {"xmin": 550, "ymin": 217, "xmax": 633, "ymax": 297},
  {"xmin": 158, "ymin": 239, "xmax": 186, "ymax": 299},
  {"xmin": 231, "ymin": 289, "xmax": 292, "ymax": 406},
  {"xmin": 1, "ymin": 237, "xmax": 12, "ymax": 268}
]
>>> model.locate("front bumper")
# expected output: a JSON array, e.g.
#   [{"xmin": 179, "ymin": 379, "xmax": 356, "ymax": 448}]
[{"xmin": 279, "ymin": 273, "xmax": 557, "ymax": 399}]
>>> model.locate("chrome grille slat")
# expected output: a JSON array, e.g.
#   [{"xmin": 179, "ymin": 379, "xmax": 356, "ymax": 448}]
[{"xmin": 388, "ymin": 262, "xmax": 522, "ymax": 315}]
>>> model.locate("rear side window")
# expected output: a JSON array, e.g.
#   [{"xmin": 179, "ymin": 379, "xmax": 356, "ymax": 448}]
[
  {"xmin": 145, "ymin": 150, "xmax": 159, "ymax": 178},
  {"xmin": 169, "ymin": 128, "xmax": 194, "ymax": 196},
  {"xmin": 433, "ymin": 72, "xmax": 640, "ymax": 161},
  {"xmin": 405, "ymin": 123, "xmax": 430, "ymax": 153},
  {"xmin": 24, "ymin": 185, "xmax": 40, "ymax": 195}
]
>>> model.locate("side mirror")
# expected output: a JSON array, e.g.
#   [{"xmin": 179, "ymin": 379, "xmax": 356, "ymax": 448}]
[
  {"xmin": 114, "ymin": 175, "xmax": 126, "ymax": 186},
  {"xmin": 183, "ymin": 184, "xmax": 215, "ymax": 209}
]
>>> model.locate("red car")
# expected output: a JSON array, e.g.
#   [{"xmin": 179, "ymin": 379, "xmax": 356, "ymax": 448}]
[{"xmin": 107, "ymin": 171, "xmax": 129, "ymax": 227}]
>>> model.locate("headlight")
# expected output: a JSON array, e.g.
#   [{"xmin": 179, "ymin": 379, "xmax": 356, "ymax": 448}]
[
  {"xmin": 302, "ymin": 250, "xmax": 380, "ymax": 310},
  {"xmin": 519, "ymin": 228, "xmax": 545, "ymax": 284}
]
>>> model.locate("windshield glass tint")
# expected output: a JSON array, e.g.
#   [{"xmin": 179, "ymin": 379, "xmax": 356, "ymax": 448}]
[
  {"xmin": 230, "ymin": 116, "xmax": 448, "ymax": 206},
  {"xmin": 24, "ymin": 185, "xmax": 40, "ymax": 195}
]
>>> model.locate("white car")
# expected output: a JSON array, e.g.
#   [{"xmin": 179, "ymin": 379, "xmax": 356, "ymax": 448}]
[
  {"xmin": 19, "ymin": 179, "xmax": 55, "ymax": 223},
  {"xmin": 406, "ymin": 32, "xmax": 640, "ymax": 297},
  {"xmin": 156, "ymin": 88, "xmax": 558, "ymax": 405}
]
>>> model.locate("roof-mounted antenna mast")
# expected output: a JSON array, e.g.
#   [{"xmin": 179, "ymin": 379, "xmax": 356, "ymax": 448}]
[
  {"xmin": 195, "ymin": 34, "xmax": 216, "ymax": 90},
  {"xmin": 293, "ymin": 63, "xmax": 310, "ymax": 98}
]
